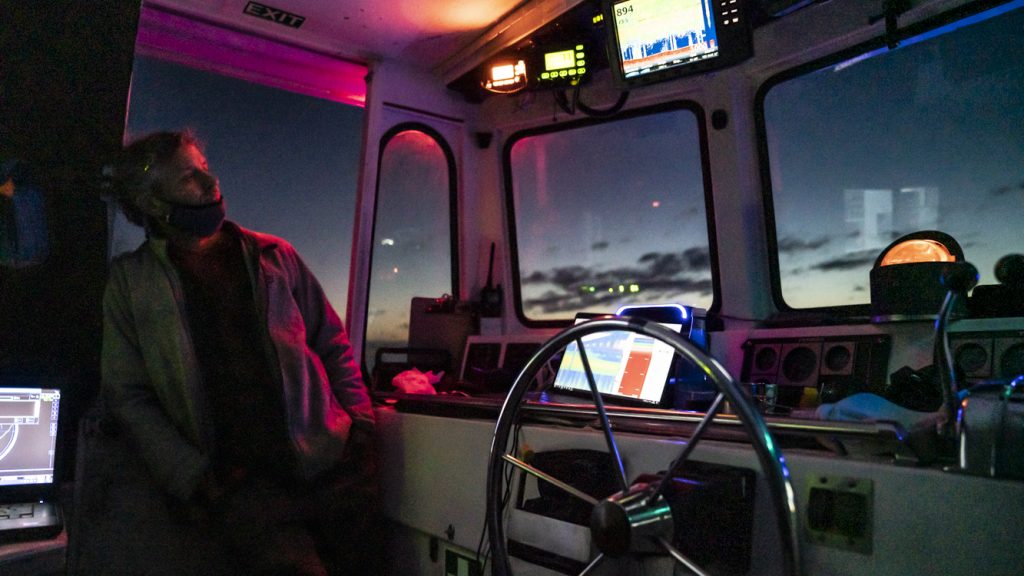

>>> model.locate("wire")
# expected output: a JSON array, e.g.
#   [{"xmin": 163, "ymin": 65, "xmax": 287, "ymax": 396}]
[
  {"xmin": 552, "ymin": 85, "xmax": 630, "ymax": 118},
  {"xmin": 574, "ymin": 84, "xmax": 629, "ymax": 118},
  {"xmin": 553, "ymin": 90, "xmax": 576, "ymax": 116},
  {"xmin": 476, "ymin": 414, "xmax": 525, "ymax": 573}
]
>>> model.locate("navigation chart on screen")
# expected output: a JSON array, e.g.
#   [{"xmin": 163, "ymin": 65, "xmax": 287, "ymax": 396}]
[
  {"xmin": 553, "ymin": 327, "xmax": 678, "ymax": 404},
  {"xmin": 614, "ymin": 0, "xmax": 719, "ymax": 77},
  {"xmin": 0, "ymin": 389, "xmax": 60, "ymax": 485}
]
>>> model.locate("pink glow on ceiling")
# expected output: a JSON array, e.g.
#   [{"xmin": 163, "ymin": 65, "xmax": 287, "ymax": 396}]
[
  {"xmin": 144, "ymin": 0, "xmax": 525, "ymax": 70},
  {"xmin": 135, "ymin": 5, "xmax": 367, "ymax": 107}
]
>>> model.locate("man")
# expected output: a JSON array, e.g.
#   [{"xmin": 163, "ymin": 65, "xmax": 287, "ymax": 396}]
[{"xmin": 102, "ymin": 130, "xmax": 380, "ymax": 575}]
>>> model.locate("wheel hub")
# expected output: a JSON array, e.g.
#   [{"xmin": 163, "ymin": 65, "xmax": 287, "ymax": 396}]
[{"xmin": 590, "ymin": 483, "xmax": 674, "ymax": 557}]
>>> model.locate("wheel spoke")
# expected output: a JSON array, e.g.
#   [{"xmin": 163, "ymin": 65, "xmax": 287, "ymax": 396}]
[
  {"xmin": 658, "ymin": 537, "xmax": 711, "ymax": 576},
  {"xmin": 577, "ymin": 553, "xmax": 606, "ymax": 576},
  {"xmin": 501, "ymin": 453, "xmax": 598, "ymax": 506},
  {"xmin": 649, "ymin": 392, "xmax": 725, "ymax": 503},
  {"xmin": 576, "ymin": 338, "xmax": 630, "ymax": 494}
]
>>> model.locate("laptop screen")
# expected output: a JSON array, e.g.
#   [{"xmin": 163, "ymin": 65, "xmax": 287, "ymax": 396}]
[
  {"xmin": 551, "ymin": 319, "xmax": 681, "ymax": 405},
  {"xmin": 0, "ymin": 388, "xmax": 60, "ymax": 487}
]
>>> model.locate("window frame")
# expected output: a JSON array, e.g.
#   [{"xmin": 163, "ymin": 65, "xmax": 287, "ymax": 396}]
[
  {"xmin": 754, "ymin": 0, "xmax": 1016, "ymax": 322},
  {"xmin": 503, "ymin": 101, "xmax": 721, "ymax": 329},
  {"xmin": 362, "ymin": 122, "xmax": 460, "ymax": 362}
]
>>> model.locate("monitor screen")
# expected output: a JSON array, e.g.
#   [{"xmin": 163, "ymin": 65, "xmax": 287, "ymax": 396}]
[
  {"xmin": 552, "ymin": 319, "xmax": 681, "ymax": 405},
  {"xmin": 0, "ymin": 388, "xmax": 60, "ymax": 486},
  {"xmin": 605, "ymin": 0, "xmax": 752, "ymax": 87}
]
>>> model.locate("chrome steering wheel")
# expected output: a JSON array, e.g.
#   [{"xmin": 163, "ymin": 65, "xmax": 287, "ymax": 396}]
[{"xmin": 486, "ymin": 317, "xmax": 801, "ymax": 576}]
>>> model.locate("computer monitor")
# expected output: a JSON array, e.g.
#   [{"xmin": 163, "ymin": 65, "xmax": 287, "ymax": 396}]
[
  {"xmin": 551, "ymin": 315, "xmax": 682, "ymax": 406},
  {"xmin": 0, "ymin": 388, "xmax": 61, "ymax": 487},
  {"xmin": 603, "ymin": 0, "xmax": 753, "ymax": 89}
]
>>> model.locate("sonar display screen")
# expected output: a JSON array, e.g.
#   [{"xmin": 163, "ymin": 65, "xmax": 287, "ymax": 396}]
[
  {"xmin": 552, "ymin": 323, "xmax": 681, "ymax": 404},
  {"xmin": 612, "ymin": 0, "xmax": 720, "ymax": 79}
]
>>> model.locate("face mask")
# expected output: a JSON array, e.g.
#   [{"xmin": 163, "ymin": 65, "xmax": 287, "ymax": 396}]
[{"xmin": 165, "ymin": 198, "xmax": 226, "ymax": 238}]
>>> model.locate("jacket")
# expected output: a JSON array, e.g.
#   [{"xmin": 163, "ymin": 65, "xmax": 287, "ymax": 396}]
[{"xmin": 101, "ymin": 221, "xmax": 374, "ymax": 501}]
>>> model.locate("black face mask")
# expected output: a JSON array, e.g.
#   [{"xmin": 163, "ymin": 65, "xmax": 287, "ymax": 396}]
[{"xmin": 165, "ymin": 198, "xmax": 226, "ymax": 238}]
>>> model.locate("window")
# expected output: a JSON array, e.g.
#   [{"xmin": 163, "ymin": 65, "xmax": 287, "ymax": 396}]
[
  {"xmin": 123, "ymin": 55, "xmax": 364, "ymax": 316},
  {"xmin": 761, "ymin": 2, "xmax": 1024, "ymax": 309},
  {"xmin": 364, "ymin": 125, "xmax": 457, "ymax": 370},
  {"xmin": 507, "ymin": 105, "xmax": 714, "ymax": 323}
]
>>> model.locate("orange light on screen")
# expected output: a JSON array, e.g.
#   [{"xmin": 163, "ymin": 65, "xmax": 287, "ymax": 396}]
[
  {"xmin": 492, "ymin": 63, "xmax": 516, "ymax": 81},
  {"xmin": 651, "ymin": 200, "xmax": 661, "ymax": 208},
  {"xmin": 489, "ymin": 60, "xmax": 525, "ymax": 84},
  {"xmin": 880, "ymin": 239, "xmax": 957, "ymax": 266},
  {"xmin": 483, "ymin": 59, "xmax": 527, "ymax": 93}
]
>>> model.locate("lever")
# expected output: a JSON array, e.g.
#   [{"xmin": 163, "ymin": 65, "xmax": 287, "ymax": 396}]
[{"xmin": 934, "ymin": 262, "xmax": 978, "ymax": 439}]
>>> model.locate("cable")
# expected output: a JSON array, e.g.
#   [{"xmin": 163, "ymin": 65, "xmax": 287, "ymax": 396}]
[
  {"xmin": 552, "ymin": 85, "xmax": 630, "ymax": 118},
  {"xmin": 553, "ymin": 90, "xmax": 576, "ymax": 116},
  {"xmin": 477, "ymin": 416, "xmax": 525, "ymax": 573},
  {"xmin": 574, "ymin": 84, "xmax": 630, "ymax": 118}
]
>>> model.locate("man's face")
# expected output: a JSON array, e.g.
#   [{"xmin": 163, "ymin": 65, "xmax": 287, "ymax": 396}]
[{"xmin": 151, "ymin": 143, "xmax": 221, "ymax": 207}]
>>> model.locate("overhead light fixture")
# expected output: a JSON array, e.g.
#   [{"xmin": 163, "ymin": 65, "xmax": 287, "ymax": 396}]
[{"xmin": 482, "ymin": 58, "xmax": 527, "ymax": 94}]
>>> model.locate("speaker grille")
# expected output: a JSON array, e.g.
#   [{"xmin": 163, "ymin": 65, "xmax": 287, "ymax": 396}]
[
  {"xmin": 742, "ymin": 335, "xmax": 891, "ymax": 405},
  {"xmin": 950, "ymin": 331, "xmax": 1024, "ymax": 384}
]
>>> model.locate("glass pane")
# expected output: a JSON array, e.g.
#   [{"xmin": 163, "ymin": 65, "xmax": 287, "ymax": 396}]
[
  {"xmin": 365, "ymin": 130, "xmax": 454, "ymax": 369},
  {"xmin": 764, "ymin": 5, "xmax": 1024, "ymax": 308},
  {"xmin": 510, "ymin": 108, "xmax": 712, "ymax": 321},
  {"xmin": 125, "ymin": 56, "xmax": 363, "ymax": 315}
]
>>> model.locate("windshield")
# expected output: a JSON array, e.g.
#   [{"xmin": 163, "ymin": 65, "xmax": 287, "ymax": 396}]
[
  {"xmin": 507, "ymin": 105, "xmax": 715, "ymax": 322},
  {"xmin": 761, "ymin": 3, "xmax": 1024, "ymax": 309}
]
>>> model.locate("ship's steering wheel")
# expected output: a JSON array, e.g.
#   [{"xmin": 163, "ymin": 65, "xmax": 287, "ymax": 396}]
[{"xmin": 486, "ymin": 317, "xmax": 801, "ymax": 576}]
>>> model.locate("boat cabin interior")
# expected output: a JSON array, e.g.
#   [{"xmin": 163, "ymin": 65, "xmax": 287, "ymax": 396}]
[{"xmin": 2, "ymin": 0, "xmax": 1023, "ymax": 574}]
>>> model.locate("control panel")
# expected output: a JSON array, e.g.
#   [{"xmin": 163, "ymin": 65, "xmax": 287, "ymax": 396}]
[{"xmin": 741, "ymin": 335, "xmax": 892, "ymax": 408}]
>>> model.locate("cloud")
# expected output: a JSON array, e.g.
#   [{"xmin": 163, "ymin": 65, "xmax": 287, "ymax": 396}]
[
  {"xmin": 521, "ymin": 248, "xmax": 714, "ymax": 314},
  {"xmin": 810, "ymin": 249, "xmax": 878, "ymax": 271},
  {"xmin": 777, "ymin": 235, "xmax": 831, "ymax": 253},
  {"xmin": 549, "ymin": 266, "xmax": 592, "ymax": 287},
  {"xmin": 638, "ymin": 252, "xmax": 685, "ymax": 276},
  {"xmin": 591, "ymin": 241, "xmax": 609, "ymax": 251},
  {"xmin": 683, "ymin": 246, "xmax": 710, "ymax": 269},
  {"xmin": 522, "ymin": 270, "xmax": 548, "ymax": 284},
  {"xmin": 990, "ymin": 179, "xmax": 1024, "ymax": 196},
  {"xmin": 524, "ymin": 277, "xmax": 713, "ymax": 314},
  {"xmin": 635, "ymin": 246, "xmax": 710, "ymax": 273}
]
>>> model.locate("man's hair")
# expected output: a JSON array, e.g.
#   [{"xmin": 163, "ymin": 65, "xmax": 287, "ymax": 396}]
[{"xmin": 113, "ymin": 130, "xmax": 201, "ymax": 226}]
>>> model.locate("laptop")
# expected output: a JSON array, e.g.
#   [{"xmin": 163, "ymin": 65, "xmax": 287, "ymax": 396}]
[{"xmin": 0, "ymin": 387, "xmax": 64, "ymax": 543}]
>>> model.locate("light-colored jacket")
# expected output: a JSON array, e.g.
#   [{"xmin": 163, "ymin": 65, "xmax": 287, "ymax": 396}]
[{"xmin": 101, "ymin": 222, "xmax": 374, "ymax": 501}]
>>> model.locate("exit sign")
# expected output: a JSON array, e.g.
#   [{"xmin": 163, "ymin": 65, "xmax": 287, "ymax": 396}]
[{"xmin": 243, "ymin": 2, "xmax": 305, "ymax": 28}]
